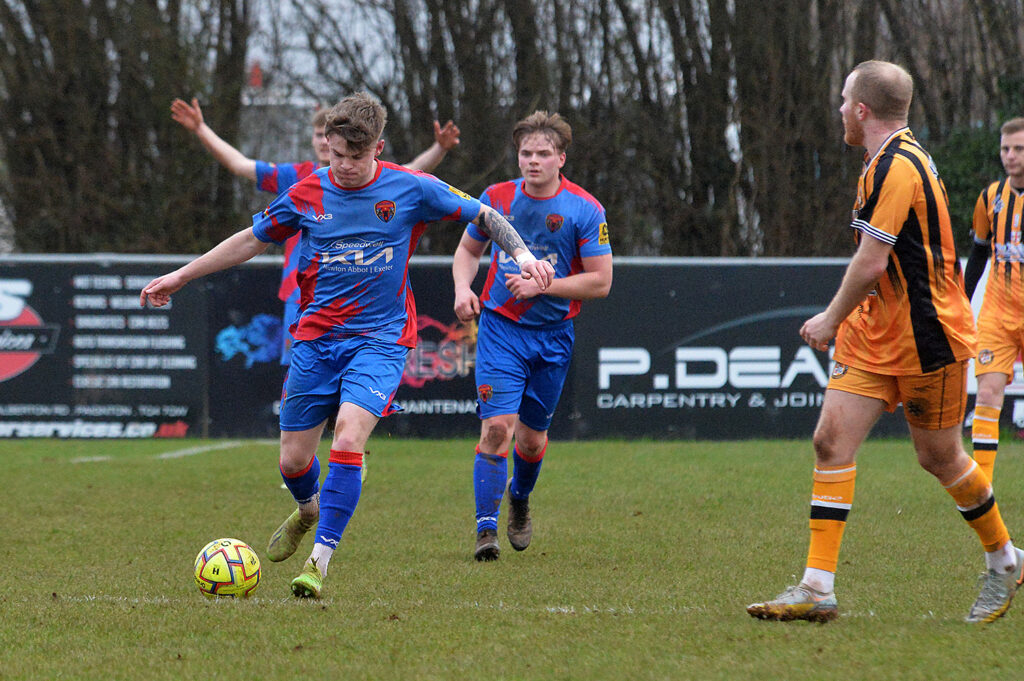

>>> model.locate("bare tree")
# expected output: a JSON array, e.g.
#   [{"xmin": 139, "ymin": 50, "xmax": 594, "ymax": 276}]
[
  {"xmin": 0, "ymin": 0, "xmax": 252, "ymax": 253},
  {"xmin": 2, "ymin": 0, "xmax": 1021, "ymax": 255}
]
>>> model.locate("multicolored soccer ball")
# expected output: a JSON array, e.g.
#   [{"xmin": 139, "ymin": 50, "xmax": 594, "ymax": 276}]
[{"xmin": 193, "ymin": 538, "xmax": 261, "ymax": 598}]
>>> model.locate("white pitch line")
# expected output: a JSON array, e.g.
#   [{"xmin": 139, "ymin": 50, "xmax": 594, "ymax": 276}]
[
  {"xmin": 156, "ymin": 441, "xmax": 244, "ymax": 459},
  {"xmin": 71, "ymin": 440, "xmax": 275, "ymax": 464},
  {"xmin": 34, "ymin": 595, "xmax": 907, "ymax": 620}
]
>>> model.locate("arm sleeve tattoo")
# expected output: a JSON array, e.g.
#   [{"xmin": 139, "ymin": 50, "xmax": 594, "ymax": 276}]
[{"xmin": 475, "ymin": 206, "xmax": 528, "ymax": 256}]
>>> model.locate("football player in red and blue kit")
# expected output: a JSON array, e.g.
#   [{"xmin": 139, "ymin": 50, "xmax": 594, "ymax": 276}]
[
  {"xmin": 452, "ymin": 111, "xmax": 613, "ymax": 561},
  {"xmin": 171, "ymin": 97, "xmax": 460, "ymax": 364},
  {"xmin": 255, "ymin": 157, "xmax": 320, "ymax": 361},
  {"xmin": 144, "ymin": 93, "xmax": 554, "ymax": 598}
]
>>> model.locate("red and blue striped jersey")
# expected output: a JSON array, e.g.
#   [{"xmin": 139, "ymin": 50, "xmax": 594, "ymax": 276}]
[
  {"xmin": 255, "ymin": 160, "xmax": 319, "ymax": 305},
  {"xmin": 467, "ymin": 175, "xmax": 610, "ymax": 327},
  {"xmin": 255, "ymin": 160, "xmax": 318, "ymax": 195},
  {"xmin": 252, "ymin": 161, "xmax": 482, "ymax": 348}
]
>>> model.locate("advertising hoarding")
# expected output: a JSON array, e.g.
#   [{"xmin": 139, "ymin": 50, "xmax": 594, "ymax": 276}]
[
  {"xmin": 0, "ymin": 257, "xmax": 207, "ymax": 438},
  {"xmin": 1, "ymin": 255, "xmax": 1000, "ymax": 440}
]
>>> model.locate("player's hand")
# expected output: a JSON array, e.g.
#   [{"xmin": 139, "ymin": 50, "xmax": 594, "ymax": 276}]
[
  {"xmin": 140, "ymin": 273, "xmax": 184, "ymax": 308},
  {"xmin": 504, "ymin": 273, "xmax": 543, "ymax": 301},
  {"xmin": 171, "ymin": 98, "xmax": 204, "ymax": 132},
  {"xmin": 454, "ymin": 287, "xmax": 480, "ymax": 322},
  {"xmin": 517, "ymin": 258, "xmax": 555, "ymax": 291},
  {"xmin": 800, "ymin": 312, "xmax": 836, "ymax": 352},
  {"xmin": 434, "ymin": 120, "xmax": 461, "ymax": 151}
]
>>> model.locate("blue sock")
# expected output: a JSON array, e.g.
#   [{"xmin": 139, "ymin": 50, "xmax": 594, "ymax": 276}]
[
  {"xmin": 315, "ymin": 451, "xmax": 364, "ymax": 549},
  {"xmin": 280, "ymin": 455, "xmax": 320, "ymax": 504},
  {"xmin": 510, "ymin": 443, "xmax": 545, "ymax": 500},
  {"xmin": 474, "ymin": 450, "xmax": 507, "ymax": 532}
]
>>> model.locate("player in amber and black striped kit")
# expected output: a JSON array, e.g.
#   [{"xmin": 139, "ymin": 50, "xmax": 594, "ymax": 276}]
[
  {"xmin": 747, "ymin": 61, "xmax": 1023, "ymax": 624},
  {"xmin": 963, "ymin": 118, "xmax": 1024, "ymax": 485}
]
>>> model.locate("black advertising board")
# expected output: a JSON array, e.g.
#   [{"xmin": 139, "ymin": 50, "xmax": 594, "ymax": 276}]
[
  {"xmin": 204, "ymin": 266, "xmax": 290, "ymax": 438},
  {"xmin": 0, "ymin": 256, "xmax": 208, "ymax": 438},
  {"xmin": 378, "ymin": 260, "xmax": 486, "ymax": 438},
  {"xmin": 571, "ymin": 259, "xmax": 906, "ymax": 439},
  {"xmin": 0, "ymin": 255, "xmax": 995, "ymax": 440},
  {"xmin": 200, "ymin": 258, "xmax": 486, "ymax": 439}
]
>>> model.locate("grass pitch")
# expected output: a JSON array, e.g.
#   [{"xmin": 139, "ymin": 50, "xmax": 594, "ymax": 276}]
[{"xmin": 2, "ymin": 436, "xmax": 1023, "ymax": 680}]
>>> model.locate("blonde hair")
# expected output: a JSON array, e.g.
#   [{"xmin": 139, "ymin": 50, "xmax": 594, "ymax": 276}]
[
  {"xmin": 851, "ymin": 60, "xmax": 913, "ymax": 122},
  {"xmin": 1001, "ymin": 117, "xmax": 1024, "ymax": 136},
  {"xmin": 512, "ymin": 110, "xmax": 572, "ymax": 152},
  {"xmin": 310, "ymin": 107, "xmax": 330, "ymax": 129}
]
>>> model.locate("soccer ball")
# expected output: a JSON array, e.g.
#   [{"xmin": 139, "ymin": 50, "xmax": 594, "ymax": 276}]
[{"xmin": 193, "ymin": 538, "xmax": 261, "ymax": 598}]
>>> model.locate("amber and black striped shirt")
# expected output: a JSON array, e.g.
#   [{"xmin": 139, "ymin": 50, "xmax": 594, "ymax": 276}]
[
  {"xmin": 971, "ymin": 178, "xmax": 1024, "ymax": 318},
  {"xmin": 834, "ymin": 128, "xmax": 977, "ymax": 375}
]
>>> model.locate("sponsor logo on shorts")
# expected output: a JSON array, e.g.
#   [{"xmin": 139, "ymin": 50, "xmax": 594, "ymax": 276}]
[
  {"xmin": 831, "ymin": 363, "xmax": 848, "ymax": 378},
  {"xmin": 904, "ymin": 399, "xmax": 926, "ymax": 418},
  {"xmin": 978, "ymin": 349, "xmax": 994, "ymax": 365},
  {"xmin": 368, "ymin": 387, "xmax": 387, "ymax": 401},
  {"xmin": 374, "ymin": 200, "xmax": 396, "ymax": 222},
  {"xmin": 478, "ymin": 384, "xmax": 493, "ymax": 402},
  {"xmin": 546, "ymin": 213, "xmax": 564, "ymax": 232}
]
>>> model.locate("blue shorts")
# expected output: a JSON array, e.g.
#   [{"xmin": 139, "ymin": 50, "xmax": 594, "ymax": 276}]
[
  {"xmin": 475, "ymin": 309, "xmax": 574, "ymax": 431},
  {"xmin": 280, "ymin": 336, "xmax": 408, "ymax": 431},
  {"xmin": 280, "ymin": 300, "xmax": 300, "ymax": 366}
]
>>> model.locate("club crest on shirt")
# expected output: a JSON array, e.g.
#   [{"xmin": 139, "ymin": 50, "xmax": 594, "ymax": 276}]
[
  {"xmin": 978, "ymin": 349, "xmax": 994, "ymax": 365},
  {"xmin": 374, "ymin": 200, "xmax": 396, "ymax": 222},
  {"xmin": 831, "ymin": 363, "xmax": 848, "ymax": 379},
  {"xmin": 994, "ymin": 196, "xmax": 1004, "ymax": 215},
  {"xmin": 546, "ymin": 214, "xmax": 564, "ymax": 232},
  {"xmin": 478, "ymin": 384, "xmax": 493, "ymax": 402}
]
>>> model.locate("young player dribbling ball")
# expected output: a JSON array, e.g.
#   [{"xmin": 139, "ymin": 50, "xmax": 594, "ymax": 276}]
[{"xmin": 143, "ymin": 92, "xmax": 554, "ymax": 598}]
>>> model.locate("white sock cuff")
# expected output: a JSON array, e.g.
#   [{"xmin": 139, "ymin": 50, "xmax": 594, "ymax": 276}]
[{"xmin": 801, "ymin": 567, "xmax": 835, "ymax": 594}]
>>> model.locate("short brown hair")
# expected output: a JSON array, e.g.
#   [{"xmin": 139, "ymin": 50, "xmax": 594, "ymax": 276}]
[
  {"xmin": 323, "ymin": 92, "xmax": 387, "ymax": 152},
  {"xmin": 310, "ymin": 107, "xmax": 330, "ymax": 129},
  {"xmin": 851, "ymin": 60, "xmax": 913, "ymax": 122},
  {"xmin": 512, "ymin": 111, "xmax": 572, "ymax": 153},
  {"xmin": 1001, "ymin": 117, "xmax": 1024, "ymax": 136}
]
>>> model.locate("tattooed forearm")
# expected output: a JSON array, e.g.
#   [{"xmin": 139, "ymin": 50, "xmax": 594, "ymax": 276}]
[{"xmin": 476, "ymin": 206, "xmax": 528, "ymax": 256}]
